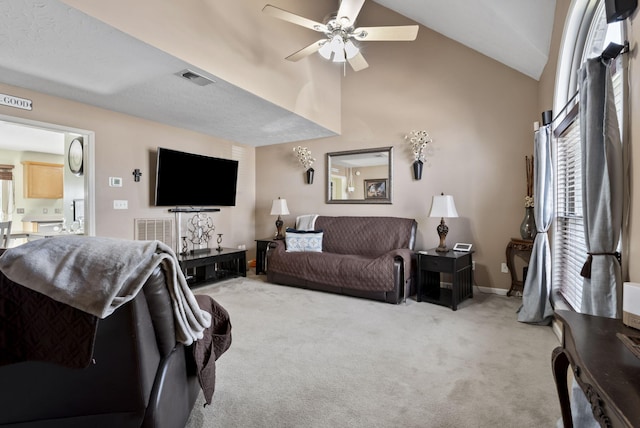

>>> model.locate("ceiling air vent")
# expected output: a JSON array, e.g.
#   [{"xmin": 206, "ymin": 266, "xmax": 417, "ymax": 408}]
[{"xmin": 176, "ymin": 69, "xmax": 215, "ymax": 87}]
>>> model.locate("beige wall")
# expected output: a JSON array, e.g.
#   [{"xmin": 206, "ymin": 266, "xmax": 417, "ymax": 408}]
[
  {"xmin": 255, "ymin": 3, "xmax": 539, "ymax": 291},
  {"xmin": 0, "ymin": 82, "xmax": 256, "ymax": 252},
  {"xmin": 538, "ymin": 0, "xmax": 573, "ymax": 114}
]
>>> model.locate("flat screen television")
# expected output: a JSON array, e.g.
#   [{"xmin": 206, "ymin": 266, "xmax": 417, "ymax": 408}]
[{"xmin": 155, "ymin": 147, "xmax": 239, "ymax": 207}]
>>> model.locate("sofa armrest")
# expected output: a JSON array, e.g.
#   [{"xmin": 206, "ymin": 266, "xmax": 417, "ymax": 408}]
[
  {"xmin": 267, "ymin": 240, "xmax": 285, "ymax": 256},
  {"xmin": 390, "ymin": 248, "xmax": 416, "ymax": 302}
]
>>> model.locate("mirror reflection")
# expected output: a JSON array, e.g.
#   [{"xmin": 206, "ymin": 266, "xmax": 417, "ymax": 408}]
[{"xmin": 326, "ymin": 147, "xmax": 392, "ymax": 204}]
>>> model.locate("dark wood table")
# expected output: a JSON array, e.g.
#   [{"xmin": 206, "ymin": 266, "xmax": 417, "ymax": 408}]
[
  {"xmin": 255, "ymin": 237, "xmax": 276, "ymax": 274},
  {"xmin": 178, "ymin": 247, "xmax": 246, "ymax": 286},
  {"xmin": 506, "ymin": 237, "xmax": 534, "ymax": 296},
  {"xmin": 552, "ymin": 310, "xmax": 640, "ymax": 427},
  {"xmin": 415, "ymin": 249, "xmax": 473, "ymax": 310}
]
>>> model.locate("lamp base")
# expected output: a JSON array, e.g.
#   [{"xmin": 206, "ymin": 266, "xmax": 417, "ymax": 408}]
[
  {"xmin": 436, "ymin": 217, "xmax": 449, "ymax": 253},
  {"xmin": 275, "ymin": 215, "xmax": 284, "ymax": 240}
]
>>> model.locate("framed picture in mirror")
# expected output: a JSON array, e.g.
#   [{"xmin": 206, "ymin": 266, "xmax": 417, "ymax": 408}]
[{"xmin": 364, "ymin": 179, "xmax": 388, "ymax": 200}]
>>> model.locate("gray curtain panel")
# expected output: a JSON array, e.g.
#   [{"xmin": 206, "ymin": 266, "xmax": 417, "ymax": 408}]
[
  {"xmin": 518, "ymin": 125, "xmax": 553, "ymax": 325},
  {"xmin": 578, "ymin": 57, "xmax": 623, "ymax": 319}
]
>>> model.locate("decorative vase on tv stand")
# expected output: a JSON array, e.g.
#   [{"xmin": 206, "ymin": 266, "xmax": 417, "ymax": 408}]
[{"xmin": 520, "ymin": 206, "xmax": 536, "ymax": 240}]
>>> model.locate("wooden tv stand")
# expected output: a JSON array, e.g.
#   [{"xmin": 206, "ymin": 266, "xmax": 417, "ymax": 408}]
[{"xmin": 178, "ymin": 247, "xmax": 246, "ymax": 286}]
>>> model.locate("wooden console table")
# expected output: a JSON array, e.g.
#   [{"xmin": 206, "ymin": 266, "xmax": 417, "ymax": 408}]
[
  {"xmin": 416, "ymin": 249, "xmax": 473, "ymax": 311},
  {"xmin": 552, "ymin": 310, "xmax": 640, "ymax": 427},
  {"xmin": 178, "ymin": 247, "xmax": 246, "ymax": 286},
  {"xmin": 505, "ymin": 238, "xmax": 534, "ymax": 296}
]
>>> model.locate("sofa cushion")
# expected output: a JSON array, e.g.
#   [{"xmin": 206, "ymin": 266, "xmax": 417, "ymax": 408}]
[
  {"xmin": 268, "ymin": 245, "xmax": 412, "ymax": 292},
  {"xmin": 285, "ymin": 228, "xmax": 323, "ymax": 252},
  {"xmin": 315, "ymin": 216, "xmax": 415, "ymax": 257}
]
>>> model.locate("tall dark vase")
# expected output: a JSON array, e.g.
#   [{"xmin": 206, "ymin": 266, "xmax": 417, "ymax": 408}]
[
  {"xmin": 412, "ymin": 160, "xmax": 423, "ymax": 180},
  {"xmin": 520, "ymin": 206, "xmax": 537, "ymax": 240},
  {"xmin": 305, "ymin": 168, "xmax": 314, "ymax": 184}
]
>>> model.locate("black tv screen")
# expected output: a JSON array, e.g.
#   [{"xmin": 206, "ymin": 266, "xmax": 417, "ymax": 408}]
[{"xmin": 155, "ymin": 147, "xmax": 239, "ymax": 207}]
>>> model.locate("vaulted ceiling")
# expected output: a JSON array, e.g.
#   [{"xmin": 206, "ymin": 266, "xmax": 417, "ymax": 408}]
[{"xmin": 0, "ymin": 0, "xmax": 556, "ymax": 148}]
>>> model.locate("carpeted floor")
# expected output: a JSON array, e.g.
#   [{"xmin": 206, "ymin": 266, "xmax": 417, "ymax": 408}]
[{"xmin": 186, "ymin": 275, "xmax": 560, "ymax": 427}]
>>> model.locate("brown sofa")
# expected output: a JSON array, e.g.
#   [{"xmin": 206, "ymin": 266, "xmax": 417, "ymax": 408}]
[{"xmin": 266, "ymin": 216, "xmax": 417, "ymax": 303}]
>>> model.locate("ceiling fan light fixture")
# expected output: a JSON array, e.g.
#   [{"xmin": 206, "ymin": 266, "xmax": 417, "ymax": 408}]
[
  {"xmin": 344, "ymin": 39, "xmax": 359, "ymax": 59},
  {"xmin": 263, "ymin": 0, "xmax": 419, "ymax": 72},
  {"xmin": 318, "ymin": 41, "xmax": 333, "ymax": 59},
  {"xmin": 330, "ymin": 35, "xmax": 344, "ymax": 50}
]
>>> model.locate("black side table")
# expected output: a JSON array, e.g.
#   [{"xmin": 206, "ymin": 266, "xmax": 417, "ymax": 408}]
[
  {"xmin": 416, "ymin": 249, "xmax": 474, "ymax": 310},
  {"xmin": 255, "ymin": 237, "xmax": 276, "ymax": 274}
]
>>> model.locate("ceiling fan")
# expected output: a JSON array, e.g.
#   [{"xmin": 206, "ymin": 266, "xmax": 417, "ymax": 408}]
[{"xmin": 262, "ymin": 0, "xmax": 419, "ymax": 72}]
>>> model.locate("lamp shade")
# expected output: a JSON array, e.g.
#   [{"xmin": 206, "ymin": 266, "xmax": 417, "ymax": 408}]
[
  {"xmin": 429, "ymin": 194, "xmax": 458, "ymax": 218},
  {"xmin": 270, "ymin": 198, "xmax": 290, "ymax": 216}
]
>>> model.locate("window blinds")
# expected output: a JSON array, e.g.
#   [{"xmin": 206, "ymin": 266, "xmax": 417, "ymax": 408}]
[
  {"xmin": 0, "ymin": 164, "xmax": 14, "ymax": 181},
  {"xmin": 553, "ymin": 113, "xmax": 586, "ymax": 311}
]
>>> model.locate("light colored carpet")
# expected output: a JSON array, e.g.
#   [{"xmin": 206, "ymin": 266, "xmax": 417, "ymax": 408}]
[{"xmin": 186, "ymin": 275, "xmax": 560, "ymax": 428}]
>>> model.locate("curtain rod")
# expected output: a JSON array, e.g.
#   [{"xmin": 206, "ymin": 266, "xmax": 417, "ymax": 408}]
[
  {"xmin": 544, "ymin": 40, "xmax": 629, "ymax": 135},
  {"xmin": 600, "ymin": 40, "xmax": 629, "ymax": 61}
]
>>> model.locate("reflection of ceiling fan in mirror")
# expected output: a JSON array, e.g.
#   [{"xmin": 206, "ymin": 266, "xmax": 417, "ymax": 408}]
[{"xmin": 262, "ymin": 0, "xmax": 419, "ymax": 72}]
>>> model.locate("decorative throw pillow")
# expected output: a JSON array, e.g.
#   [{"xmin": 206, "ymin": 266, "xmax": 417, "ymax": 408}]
[{"xmin": 285, "ymin": 228, "xmax": 323, "ymax": 252}]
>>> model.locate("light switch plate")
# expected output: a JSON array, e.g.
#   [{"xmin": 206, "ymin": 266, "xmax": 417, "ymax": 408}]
[{"xmin": 113, "ymin": 200, "xmax": 128, "ymax": 209}]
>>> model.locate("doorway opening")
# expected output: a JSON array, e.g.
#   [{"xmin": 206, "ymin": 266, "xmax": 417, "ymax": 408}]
[{"xmin": 0, "ymin": 113, "xmax": 95, "ymax": 241}]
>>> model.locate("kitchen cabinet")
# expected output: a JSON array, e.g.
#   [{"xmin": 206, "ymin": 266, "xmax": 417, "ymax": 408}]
[{"xmin": 22, "ymin": 161, "xmax": 63, "ymax": 199}]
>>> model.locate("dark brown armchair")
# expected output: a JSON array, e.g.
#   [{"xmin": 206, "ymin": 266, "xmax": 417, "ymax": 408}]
[{"xmin": 0, "ymin": 266, "xmax": 206, "ymax": 428}]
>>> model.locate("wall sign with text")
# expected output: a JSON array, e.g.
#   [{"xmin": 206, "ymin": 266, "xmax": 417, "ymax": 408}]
[{"xmin": 0, "ymin": 94, "xmax": 32, "ymax": 111}]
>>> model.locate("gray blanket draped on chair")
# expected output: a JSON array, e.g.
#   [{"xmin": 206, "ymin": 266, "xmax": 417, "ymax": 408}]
[{"xmin": 0, "ymin": 236, "xmax": 211, "ymax": 345}]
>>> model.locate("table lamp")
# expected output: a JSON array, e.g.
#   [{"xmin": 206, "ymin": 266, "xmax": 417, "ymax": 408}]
[
  {"xmin": 270, "ymin": 197, "xmax": 290, "ymax": 239},
  {"xmin": 429, "ymin": 193, "xmax": 458, "ymax": 252}
]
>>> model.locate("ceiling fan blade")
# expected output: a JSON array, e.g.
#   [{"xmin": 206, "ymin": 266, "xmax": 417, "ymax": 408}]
[
  {"xmin": 263, "ymin": 5, "xmax": 327, "ymax": 32},
  {"xmin": 353, "ymin": 25, "xmax": 419, "ymax": 41},
  {"xmin": 347, "ymin": 52, "xmax": 369, "ymax": 72},
  {"xmin": 285, "ymin": 40, "xmax": 325, "ymax": 62},
  {"xmin": 337, "ymin": 0, "xmax": 366, "ymax": 26}
]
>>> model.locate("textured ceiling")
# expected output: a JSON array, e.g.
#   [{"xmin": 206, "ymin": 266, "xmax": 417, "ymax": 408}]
[{"xmin": 0, "ymin": 0, "xmax": 556, "ymax": 148}]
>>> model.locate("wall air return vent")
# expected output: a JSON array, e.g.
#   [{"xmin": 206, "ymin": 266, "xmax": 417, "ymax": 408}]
[{"xmin": 135, "ymin": 218, "xmax": 174, "ymax": 248}]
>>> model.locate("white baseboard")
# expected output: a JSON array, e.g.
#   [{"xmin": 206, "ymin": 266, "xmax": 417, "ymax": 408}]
[{"xmin": 475, "ymin": 285, "xmax": 510, "ymax": 296}]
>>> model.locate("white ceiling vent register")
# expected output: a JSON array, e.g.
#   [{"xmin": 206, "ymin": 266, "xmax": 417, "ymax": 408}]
[
  {"xmin": 176, "ymin": 69, "xmax": 215, "ymax": 86},
  {"xmin": 134, "ymin": 218, "xmax": 174, "ymax": 248}
]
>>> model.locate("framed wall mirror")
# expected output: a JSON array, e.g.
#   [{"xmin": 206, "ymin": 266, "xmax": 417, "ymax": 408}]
[{"xmin": 326, "ymin": 147, "xmax": 393, "ymax": 204}]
